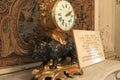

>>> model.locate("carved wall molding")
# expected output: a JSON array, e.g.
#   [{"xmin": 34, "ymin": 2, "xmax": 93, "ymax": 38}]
[
  {"xmin": 0, "ymin": 0, "xmax": 31, "ymax": 57},
  {"xmin": 0, "ymin": 0, "xmax": 38, "ymax": 66},
  {"xmin": 98, "ymin": 0, "xmax": 115, "ymax": 57}
]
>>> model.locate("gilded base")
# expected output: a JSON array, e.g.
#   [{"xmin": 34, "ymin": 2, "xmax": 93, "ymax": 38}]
[{"xmin": 32, "ymin": 63, "xmax": 83, "ymax": 80}]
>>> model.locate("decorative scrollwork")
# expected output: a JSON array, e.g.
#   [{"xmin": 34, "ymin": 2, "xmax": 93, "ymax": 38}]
[
  {"xmin": 0, "ymin": 1, "xmax": 8, "ymax": 14},
  {"xmin": 0, "ymin": 15, "xmax": 12, "ymax": 57},
  {"xmin": 32, "ymin": 63, "xmax": 83, "ymax": 80},
  {"xmin": 115, "ymin": 70, "xmax": 120, "ymax": 80},
  {"xmin": 0, "ymin": 0, "xmax": 45, "ymax": 66},
  {"xmin": 0, "ymin": 0, "xmax": 44, "ymax": 56}
]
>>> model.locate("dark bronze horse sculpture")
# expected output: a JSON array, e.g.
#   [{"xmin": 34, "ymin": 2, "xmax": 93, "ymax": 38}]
[{"xmin": 31, "ymin": 36, "xmax": 76, "ymax": 69}]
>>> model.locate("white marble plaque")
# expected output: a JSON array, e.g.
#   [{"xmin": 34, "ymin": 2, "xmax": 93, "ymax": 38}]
[{"xmin": 73, "ymin": 30, "xmax": 105, "ymax": 68}]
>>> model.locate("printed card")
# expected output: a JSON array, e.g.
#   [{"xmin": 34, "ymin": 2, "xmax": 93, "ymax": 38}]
[{"xmin": 73, "ymin": 30, "xmax": 105, "ymax": 68}]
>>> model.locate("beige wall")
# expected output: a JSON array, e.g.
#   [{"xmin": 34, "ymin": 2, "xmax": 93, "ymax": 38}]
[
  {"xmin": 115, "ymin": 3, "xmax": 120, "ymax": 56},
  {"xmin": 95, "ymin": 0, "xmax": 116, "ymax": 58},
  {"xmin": 95, "ymin": 0, "xmax": 120, "ymax": 58}
]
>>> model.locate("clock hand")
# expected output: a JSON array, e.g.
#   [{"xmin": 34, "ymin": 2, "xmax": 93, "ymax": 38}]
[
  {"xmin": 62, "ymin": 20, "xmax": 64, "ymax": 25},
  {"xmin": 65, "ymin": 11, "xmax": 72, "ymax": 17}
]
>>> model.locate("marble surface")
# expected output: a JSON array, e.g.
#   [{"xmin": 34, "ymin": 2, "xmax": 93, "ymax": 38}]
[
  {"xmin": 0, "ymin": 60, "xmax": 120, "ymax": 80},
  {"xmin": 86, "ymin": 60, "xmax": 120, "ymax": 80},
  {"xmin": 67, "ymin": 60, "xmax": 120, "ymax": 80},
  {"xmin": 0, "ymin": 69, "xmax": 33, "ymax": 80}
]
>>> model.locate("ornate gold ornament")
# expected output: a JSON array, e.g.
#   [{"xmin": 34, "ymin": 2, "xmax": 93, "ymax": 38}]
[{"xmin": 32, "ymin": 63, "xmax": 83, "ymax": 80}]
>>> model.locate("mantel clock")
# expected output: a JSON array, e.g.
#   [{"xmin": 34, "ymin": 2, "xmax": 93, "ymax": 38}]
[
  {"xmin": 38, "ymin": 0, "xmax": 76, "ymax": 45},
  {"xmin": 39, "ymin": 0, "xmax": 75, "ymax": 32},
  {"xmin": 52, "ymin": 0, "xmax": 75, "ymax": 31}
]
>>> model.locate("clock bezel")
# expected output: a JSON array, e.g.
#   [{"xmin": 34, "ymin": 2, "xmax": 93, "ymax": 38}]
[{"xmin": 52, "ymin": 0, "xmax": 75, "ymax": 32}]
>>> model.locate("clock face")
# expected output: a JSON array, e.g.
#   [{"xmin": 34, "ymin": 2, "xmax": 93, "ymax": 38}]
[{"xmin": 52, "ymin": 0, "xmax": 75, "ymax": 31}]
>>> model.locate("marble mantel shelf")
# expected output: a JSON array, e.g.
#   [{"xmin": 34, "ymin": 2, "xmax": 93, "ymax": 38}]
[
  {"xmin": 67, "ymin": 60, "xmax": 120, "ymax": 80},
  {"xmin": 0, "ymin": 62, "xmax": 41, "ymax": 75},
  {"xmin": 0, "ymin": 60, "xmax": 120, "ymax": 80}
]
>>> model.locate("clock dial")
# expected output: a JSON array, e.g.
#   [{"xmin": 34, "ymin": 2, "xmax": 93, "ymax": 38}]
[{"xmin": 53, "ymin": 0, "xmax": 75, "ymax": 31}]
